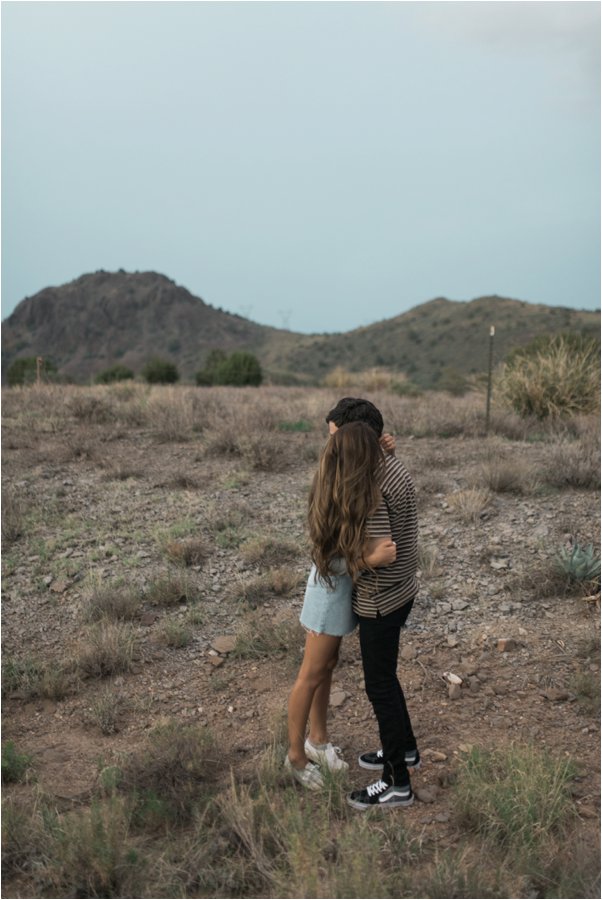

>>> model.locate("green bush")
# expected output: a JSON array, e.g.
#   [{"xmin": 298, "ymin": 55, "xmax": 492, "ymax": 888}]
[
  {"xmin": 2, "ymin": 741, "xmax": 32, "ymax": 782},
  {"xmin": 196, "ymin": 350, "xmax": 263, "ymax": 387},
  {"xmin": 500, "ymin": 334, "xmax": 600, "ymax": 418},
  {"xmin": 95, "ymin": 364, "xmax": 135, "ymax": 384},
  {"xmin": 195, "ymin": 349, "xmax": 227, "ymax": 386},
  {"xmin": 141, "ymin": 358, "xmax": 179, "ymax": 384},
  {"xmin": 6, "ymin": 356, "xmax": 58, "ymax": 386}
]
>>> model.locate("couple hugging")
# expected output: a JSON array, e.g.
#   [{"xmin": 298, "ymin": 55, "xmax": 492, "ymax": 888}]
[{"xmin": 286, "ymin": 397, "xmax": 420, "ymax": 810}]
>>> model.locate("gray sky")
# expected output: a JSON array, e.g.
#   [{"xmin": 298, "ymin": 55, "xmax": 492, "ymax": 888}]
[{"xmin": 2, "ymin": 1, "xmax": 600, "ymax": 333}]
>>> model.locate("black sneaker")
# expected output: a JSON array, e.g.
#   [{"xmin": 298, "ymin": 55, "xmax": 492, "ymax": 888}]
[
  {"xmin": 358, "ymin": 748, "xmax": 421, "ymax": 771},
  {"xmin": 347, "ymin": 778, "xmax": 414, "ymax": 810}
]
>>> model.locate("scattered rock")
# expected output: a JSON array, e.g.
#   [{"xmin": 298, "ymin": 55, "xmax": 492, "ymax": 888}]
[
  {"xmin": 211, "ymin": 635, "xmax": 237, "ymax": 654},
  {"xmin": 330, "ymin": 690, "xmax": 348, "ymax": 708},
  {"xmin": 140, "ymin": 612, "xmax": 158, "ymax": 626},
  {"xmin": 446, "ymin": 636, "xmax": 459, "ymax": 648},
  {"xmin": 443, "ymin": 671, "xmax": 463, "ymax": 685},
  {"xmin": 414, "ymin": 785, "xmax": 438, "ymax": 803},
  {"xmin": 452, "ymin": 599, "xmax": 469, "ymax": 611},
  {"xmin": 400, "ymin": 645, "xmax": 417, "ymax": 660},
  {"xmin": 423, "ymin": 749, "xmax": 448, "ymax": 762},
  {"xmin": 448, "ymin": 683, "xmax": 462, "ymax": 700},
  {"xmin": 542, "ymin": 688, "xmax": 570, "ymax": 702},
  {"xmin": 209, "ymin": 657, "xmax": 225, "ymax": 668},
  {"xmin": 434, "ymin": 811, "xmax": 451, "ymax": 823},
  {"xmin": 490, "ymin": 558, "xmax": 510, "ymax": 570},
  {"xmin": 497, "ymin": 638, "xmax": 516, "ymax": 652},
  {"xmin": 50, "ymin": 578, "xmax": 70, "ymax": 594}
]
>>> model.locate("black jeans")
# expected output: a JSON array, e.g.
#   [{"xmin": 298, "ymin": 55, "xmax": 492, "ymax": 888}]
[{"xmin": 358, "ymin": 599, "xmax": 416, "ymax": 786}]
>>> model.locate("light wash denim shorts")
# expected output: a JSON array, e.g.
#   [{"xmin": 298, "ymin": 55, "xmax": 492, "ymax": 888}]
[{"xmin": 299, "ymin": 561, "xmax": 358, "ymax": 637}]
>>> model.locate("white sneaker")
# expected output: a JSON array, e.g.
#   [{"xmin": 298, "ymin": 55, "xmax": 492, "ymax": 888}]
[
  {"xmin": 285, "ymin": 755, "xmax": 324, "ymax": 791},
  {"xmin": 304, "ymin": 739, "xmax": 349, "ymax": 772}
]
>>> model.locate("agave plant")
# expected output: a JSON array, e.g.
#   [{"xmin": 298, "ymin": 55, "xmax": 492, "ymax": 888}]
[{"xmin": 555, "ymin": 543, "xmax": 601, "ymax": 584}]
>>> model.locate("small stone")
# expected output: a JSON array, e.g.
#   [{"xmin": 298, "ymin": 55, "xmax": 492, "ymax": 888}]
[
  {"xmin": 452, "ymin": 600, "xmax": 469, "ymax": 611},
  {"xmin": 497, "ymin": 638, "xmax": 516, "ymax": 652},
  {"xmin": 212, "ymin": 635, "xmax": 237, "ymax": 654},
  {"xmin": 448, "ymin": 683, "xmax": 462, "ymax": 700},
  {"xmin": 446, "ymin": 636, "xmax": 459, "ymax": 648},
  {"xmin": 209, "ymin": 657, "xmax": 225, "ymax": 668},
  {"xmin": 468, "ymin": 676, "xmax": 480, "ymax": 694},
  {"xmin": 414, "ymin": 786, "xmax": 438, "ymax": 803},
  {"xmin": 434, "ymin": 812, "xmax": 450, "ymax": 823},
  {"xmin": 140, "ymin": 612, "xmax": 157, "ymax": 626},
  {"xmin": 423, "ymin": 749, "xmax": 448, "ymax": 762},
  {"xmin": 400, "ymin": 645, "xmax": 417, "ymax": 660},
  {"xmin": 330, "ymin": 690, "xmax": 348, "ymax": 708},
  {"xmin": 490, "ymin": 558, "xmax": 510, "ymax": 570},
  {"xmin": 50, "ymin": 578, "xmax": 69, "ymax": 594},
  {"xmin": 542, "ymin": 688, "xmax": 570, "ymax": 702},
  {"xmin": 458, "ymin": 743, "xmax": 473, "ymax": 754}
]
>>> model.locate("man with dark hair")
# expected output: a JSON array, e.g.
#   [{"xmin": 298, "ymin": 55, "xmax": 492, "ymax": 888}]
[{"xmin": 326, "ymin": 397, "xmax": 420, "ymax": 809}]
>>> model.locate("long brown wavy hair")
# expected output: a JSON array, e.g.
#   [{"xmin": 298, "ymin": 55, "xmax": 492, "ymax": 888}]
[{"xmin": 308, "ymin": 421, "xmax": 384, "ymax": 583}]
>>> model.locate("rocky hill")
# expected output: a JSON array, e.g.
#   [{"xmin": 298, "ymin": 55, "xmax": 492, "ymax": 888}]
[{"xmin": 2, "ymin": 270, "xmax": 599, "ymax": 385}]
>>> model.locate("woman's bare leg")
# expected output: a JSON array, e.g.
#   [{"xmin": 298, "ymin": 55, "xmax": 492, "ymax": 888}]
[
  {"xmin": 307, "ymin": 646, "xmax": 339, "ymax": 745},
  {"xmin": 287, "ymin": 632, "xmax": 341, "ymax": 769}
]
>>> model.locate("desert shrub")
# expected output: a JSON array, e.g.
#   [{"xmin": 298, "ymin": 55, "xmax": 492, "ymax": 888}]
[
  {"xmin": 95, "ymin": 364, "xmax": 135, "ymax": 384},
  {"xmin": 540, "ymin": 436, "xmax": 600, "ymax": 489},
  {"xmin": 67, "ymin": 391, "xmax": 115, "ymax": 424},
  {"xmin": 195, "ymin": 348, "xmax": 227, "ymax": 386},
  {"xmin": 437, "ymin": 366, "xmax": 470, "ymax": 396},
  {"xmin": 6, "ymin": 356, "xmax": 58, "ymax": 386},
  {"xmin": 499, "ymin": 334, "xmax": 600, "ymax": 419},
  {"xmin": 120, "ymin": 721, "xmax": 219, "ymax": 825},
  {"xmin": 200, "ymin": 350, "xmax": 263, "ymax": 387},
  {"xmin": 77, "ymin": 622, "xmax": 137, "ymax": 678},
  {"xmin": 1, "ymin": 742, "xmax": 32, "ymax": 783},
  {"xmin": 141, "ymin": 357, "xmax": 179, "ymax": 384}
]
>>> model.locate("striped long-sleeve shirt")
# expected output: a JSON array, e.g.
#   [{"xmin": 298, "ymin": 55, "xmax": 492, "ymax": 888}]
[{"xmin": 352, "ymin": 454, "xmax": 418, "ymax": 618}]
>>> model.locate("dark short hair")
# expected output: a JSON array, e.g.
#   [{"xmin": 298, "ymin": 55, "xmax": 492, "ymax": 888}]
[{"xmin": 325, "ymin": 397, "xmax": 384, "ymax": 437}]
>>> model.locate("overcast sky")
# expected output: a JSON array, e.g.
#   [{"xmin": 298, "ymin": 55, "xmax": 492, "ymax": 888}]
[{"xmin": 2, "ymin": 1, "xmax": 600, "ymax": 333}]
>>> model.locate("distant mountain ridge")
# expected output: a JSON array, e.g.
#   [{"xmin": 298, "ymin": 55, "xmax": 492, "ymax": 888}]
[{"xmin": 2, "ymin": 270, "xmax": 600, "ymax": 386}]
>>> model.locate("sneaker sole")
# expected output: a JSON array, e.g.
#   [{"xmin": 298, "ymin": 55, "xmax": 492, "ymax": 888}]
[
  {"xmin": 347, "ymin": 794, "xmax": 415, "ymax": 811},
  {"xmin": 358, "ymin": 757, "xmax": 421, "ymax": 772}
]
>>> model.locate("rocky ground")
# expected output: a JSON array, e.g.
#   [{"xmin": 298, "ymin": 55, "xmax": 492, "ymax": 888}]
[{"xmin": 2, "ymin": 388, "xmax": 600, "ymax": 894}]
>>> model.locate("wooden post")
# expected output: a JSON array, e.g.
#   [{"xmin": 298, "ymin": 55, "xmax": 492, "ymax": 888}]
[
  {"xmin": 485, "ymin": 326, "xmax": 495, "ymax": 435},
  {"xmin": 36, "ymin": 356, "xmax": 43, "ymax": 386}
]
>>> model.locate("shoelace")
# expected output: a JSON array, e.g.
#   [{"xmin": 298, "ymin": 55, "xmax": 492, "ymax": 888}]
[
  {"xmin": 329, "ymin": 745, "xmax": 343, "ymax": 757},
  {"xmin": 367, "ymin": 779, "xmax": 388, "ymax": 797}
]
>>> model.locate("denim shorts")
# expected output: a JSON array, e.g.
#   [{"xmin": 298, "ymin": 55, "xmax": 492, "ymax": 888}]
[{"xmin": 299, "ymin": 562, "xmax": 358, "ymax": 637}]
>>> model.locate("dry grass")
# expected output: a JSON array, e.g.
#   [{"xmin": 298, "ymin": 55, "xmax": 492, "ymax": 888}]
[
  {"xmin": 229, "ymin": 568, "xmax": 304, "ymax": 607},
  {"xmin": 145, "ymin": 570, "xmax": 200, "ymax": 606},
  {"xmin": 232, "ymin": 611, "xmax": 302, "ymax": 660},
  {"xmin": 1, "ymin": 489, "xmax": 26, "ymax": 543},
  {"xmin": 240, "ymin": 534, "xmax": 302, "ymax": 567},
  {"xmin": 478, "ymin": 455, "xmax": 536, "ymax": 494},
  {"xmin": 84, "ymin": 686, "xmax": 128, "ymax": 734},
  {"xmin": 540, "ymin": 437, "xmax": 600, "ymax": 490},
  {"xmin": 157, "ymin": 617, "xmax": 193, "ymax": 648},
  {"xmin": 76, "ymin": 622, "xmax": 137, "ymax": 678},
  {"xmin": 83, "ymin": 578, "xmax": 142, "ymax": 622},
  {"xmin": 164, "ymin": 537, "xmax": 210, "ymax": 567},
  {"xmin": 2, "ymin": 657, "xmax": 74, "ymax": 701},
  {"xmin": 446, "ymin": 488, "xmax": 491, "ymax": 523}
]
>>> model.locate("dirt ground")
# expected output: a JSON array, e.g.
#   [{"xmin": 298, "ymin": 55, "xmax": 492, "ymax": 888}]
[{"xmin": 2, "ymin": 393, "xmax": 600, "ymax": 894}]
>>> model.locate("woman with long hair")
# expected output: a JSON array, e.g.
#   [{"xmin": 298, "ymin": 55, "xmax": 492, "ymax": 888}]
[{"xmin": 285, "ymin": 421, "xmax": 396, "ymax": 790}]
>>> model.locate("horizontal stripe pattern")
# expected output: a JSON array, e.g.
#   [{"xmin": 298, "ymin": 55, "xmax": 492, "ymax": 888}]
[{"xmin": 353, "ymin": 455, "xmax": 418, "ymax": 618}]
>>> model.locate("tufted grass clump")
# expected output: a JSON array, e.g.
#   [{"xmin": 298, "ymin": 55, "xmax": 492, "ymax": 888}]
[
  {"xmin": 77, "ymin": 622, "xmax": 137, "ymax": 678},
  {"xmin": 2, "ymin": 741, "xmax": 32, "ymax": 783},
  {"xmin": 447, "ymin": 488, "xmax": 490, "ymax": 523},
  {"xmin": 454, "ymin": 744, "xmax": 577, "ymax": 852},
  {"xmin": 119, "ymin": 721, "xmax": 220, "ymax": 827},
  {"xmin": 84, "ymin": 579, "xmax": 142, "ymax": 622},
  {"xmin": 499, "ymin": 335, "xmax": 600, "ymax": 419}
]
